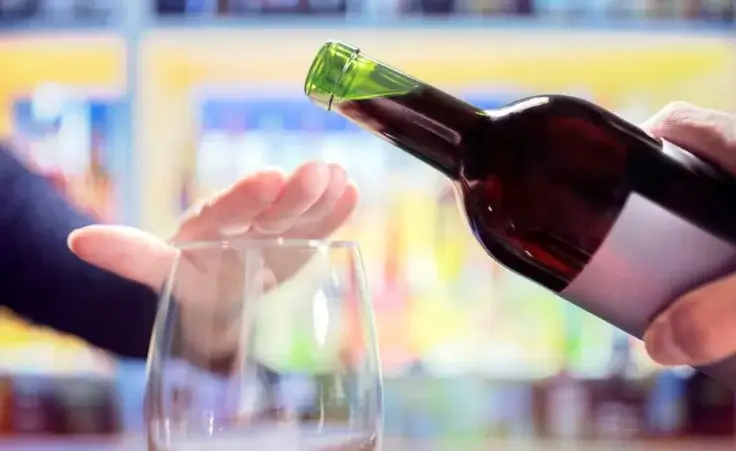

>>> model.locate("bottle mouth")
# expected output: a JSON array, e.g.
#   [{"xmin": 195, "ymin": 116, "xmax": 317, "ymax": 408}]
[{"xmin": 304, "ymin": 40, "xmax": 360, "ymax": 111}]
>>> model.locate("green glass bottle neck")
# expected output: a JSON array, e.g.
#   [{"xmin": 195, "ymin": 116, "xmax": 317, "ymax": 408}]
[
  {"xmin": 305, "ymin": 41, "xmax": 488, "ymax": 179},
  {"xmin": 305, "ymin": 41, "xmax": 420, "ymax": 110}
]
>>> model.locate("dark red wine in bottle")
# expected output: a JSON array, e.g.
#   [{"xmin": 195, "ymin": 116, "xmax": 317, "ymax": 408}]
[{"xmin": 304, "ymin": 40, "xmax": 736, "ymax": 390}]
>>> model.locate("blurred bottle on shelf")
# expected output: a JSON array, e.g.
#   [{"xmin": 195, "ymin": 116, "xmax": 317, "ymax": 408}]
[
  {"xmin": 512, "ymin": 0, "xmax": 534, "ymax": 14},
  {"xmin": 647, "ymin": 0, "xmax": 676, "ymax": 18},
  {"xmin": 538, "ymin": 311, "xmax": 589, "ymax": 440},
  {"xmin": 184, "ymin": 0, "xmax": 217, "ymax": 14},
  {"xmin": 11, "ymin": 376, "xmax": 53, "ymax": 435},
  {"xmin": 590, "ymin": 330, "xmax": 645, "ymax": 441},
  {"xmin": 304, "ymin": 0, "xmax": 348, "ymax": 15},
  {"xmin": 559, "ymin": 0, "xmax": 588, "ymax": 17},
  {"xmin": 156, "ymin": 0, "xmax": 188, "ymax": 14},
  {"xmin": 56, "ymin": 377, "xmax": 120, "ymax": 435},
  {"xmin": 645, "ymin": 367, "xmax": 687, "ymax": 439},
  {"xmin": 64, "ymin": 0, "xmax": 113, "ymax": 23},
  {"xmin": 227, "ymin": 0, "xmax": 347, "ymax": 15},
  {"xmin": 684, "ymin": 370, "xmax": 735, "ymax": 437},
  {"xmin": 603, "ymin": 0, "xmax": 646, "ymax": 17},
  {"xmin": 497, "ymin": 380, "xmax": 535, "ymax": 440},
  {"xmin": 0, "ymin": 0, "xmax": 40, "ymax": 21},
  {"xmin": 679, "ymin": 0, "xmax": 701, "ymax": 18},
  {"xmin": 459, "ymin": 0, "xmax": 511, "ymax": 16},
  {"xmin": 700, "ymin": 0, "xmax": 735, "ymax": 20},
  {"xmin": 530, "ymin": 0, "xmax": 561, "ymax": 17},
  {"xmin": 0, "ymin": 375, "xmax": 12, "ymax": 435},
  {"xmin": 115, "ymin": 359, "xmax": 148, "ymax": 434},
  {"xmin": 482, "ymin": 381, "xmax": 505, "ymax": 438},
  {"xmin": 532, "ymin": 0, "xmax": 612, "ymax": 18},
  {"xmin": 434, "ymin": 377, "xmax": 486, "ymax": 446},
  {"xmin": 404, "ymin": 0, "xmax": 455, "ymax": 14}
]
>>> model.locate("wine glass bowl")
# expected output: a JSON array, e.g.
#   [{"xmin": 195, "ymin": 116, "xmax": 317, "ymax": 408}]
[{"xmin": 145, "ymin": 238, "xmax": 382, "ymax": 451}]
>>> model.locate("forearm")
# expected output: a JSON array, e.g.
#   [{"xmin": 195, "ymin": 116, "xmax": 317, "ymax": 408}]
[{"xmin": 0, "ymin": 148, "xmax": 157, "ymax": 358}]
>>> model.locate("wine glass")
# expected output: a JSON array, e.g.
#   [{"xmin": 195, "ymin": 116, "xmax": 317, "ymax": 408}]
[{"xmin": 145, "ymin": 238, "xmax": 382, "ymax": 451}]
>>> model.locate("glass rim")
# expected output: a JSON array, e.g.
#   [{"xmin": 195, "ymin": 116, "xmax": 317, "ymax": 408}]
[{"xmin": 171, "ymin": 237, "xmax": 359, "ymax": 251}]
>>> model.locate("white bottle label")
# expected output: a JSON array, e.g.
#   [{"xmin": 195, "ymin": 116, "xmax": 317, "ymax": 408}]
[
  {"xmin": 560, "ymin": 141, "xmax": 736, "ymax": 387},
  {"xmin": 561, "ymin": 177, "xmax": 736, "ymax": 337}
]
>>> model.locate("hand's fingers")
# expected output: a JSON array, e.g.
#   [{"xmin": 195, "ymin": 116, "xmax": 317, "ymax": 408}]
[
  {"xmin": 68, "ymin": 225, "xmax": 177, "ymax": 290},
  {"xmin": 252, "ymin": 161, "xmax": 330, "ymax": 234},
  {"xmin": 644, "ymin": 274, "xmax": 736, "ymax": 366},
  {"xmin": 68, "ymin": 225, "xmax": 241, "ymax": 362},
  {"xmin": 291, "ymin": 181, "xmax": 359, "ymax": 239},
  {"xmin": 299, "ymin": 163, "xmax": 348, "ymax": 224},
  {"xmin": 642, "ymin": 101, "xmax": 736, "ymax": 173},
  {"xmin": 259, "ymin": 182, "xmax": 358, "ymax": 283},
  {"xmin": 641, "ymin": 102, "xmax": 736, "ymax": 366},
  {"xmin": 175, "ymin": 169, "xmax": 286, "ymax": 241}
]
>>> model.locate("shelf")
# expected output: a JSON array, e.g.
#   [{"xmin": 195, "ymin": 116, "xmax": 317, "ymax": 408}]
[
  {"xmin": 150, "ymin": 14, "xmax": 735, "ymax": 32},
  {"xmin": 0, "ymin": 14, "xmax": 731, "ymax": 35},
  {"xmin": 0, "ymin": 436, "xmax": 734, "ymax": 451}
]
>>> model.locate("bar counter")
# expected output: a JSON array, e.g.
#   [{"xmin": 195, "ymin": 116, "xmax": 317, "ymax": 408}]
[{"xmin": 1, "ymin": 436, "xmax": 734, "ymax": 451}]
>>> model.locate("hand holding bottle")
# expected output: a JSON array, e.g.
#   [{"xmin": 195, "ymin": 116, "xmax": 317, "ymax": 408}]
[
  {"xmin": 642, "ymin": 102, "xmax": 736, "ymax": 367},
  {"xmin": 304, "ymin": 40, "xmax": 736, "ymax": 388}
]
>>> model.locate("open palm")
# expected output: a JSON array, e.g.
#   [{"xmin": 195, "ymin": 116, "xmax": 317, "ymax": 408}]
[{"xmin": 67, "ymin": 161, "xmax": 358, "ymax": 360}]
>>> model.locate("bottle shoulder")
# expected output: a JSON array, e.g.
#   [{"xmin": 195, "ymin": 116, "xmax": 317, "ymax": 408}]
[
  {"xmin": 463, "ymin": 95, "xmax": 646, "ymax": 184},
  {"xmin": 492, "ymin": 95, "xmax": 652, "ymax": 142},
  {"xmin": 456, "ymin": 95, "xmax": 653, "ymax": 292}
]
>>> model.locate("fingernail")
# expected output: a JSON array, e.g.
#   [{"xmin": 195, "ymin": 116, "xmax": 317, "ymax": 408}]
[
  {"xmin": 252, "ymin": 220, "xmax": 291, "ymax": 236},
  {"xmin": 644, "ymin": 317, "xmax": 691, "ymax": 365},
  {"xmin": 219, "ymin": 223, "xmax": 251, "ymax": 237}
]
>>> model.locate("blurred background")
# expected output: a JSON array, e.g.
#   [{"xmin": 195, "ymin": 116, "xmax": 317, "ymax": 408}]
[{"xmin": 0, "ymin": 0, "xmax": 734, "ymax": 448}]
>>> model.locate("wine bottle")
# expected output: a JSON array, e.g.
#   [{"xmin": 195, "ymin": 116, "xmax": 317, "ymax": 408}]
[{"xmin": 303, "ymin": 40, "xmax": 736, "ymax": 389}]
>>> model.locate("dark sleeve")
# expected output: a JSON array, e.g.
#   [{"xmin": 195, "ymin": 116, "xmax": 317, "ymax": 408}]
[{"xmin": 0, "ymin": 147, "xmax": 157, "ymax": 359}]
